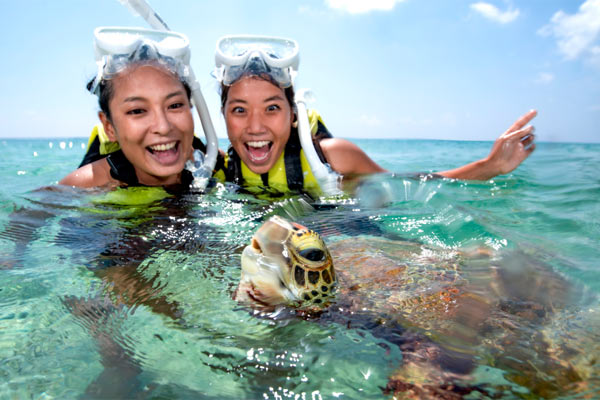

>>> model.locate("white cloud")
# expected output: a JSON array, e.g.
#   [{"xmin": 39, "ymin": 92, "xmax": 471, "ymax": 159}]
[
  {"xmin": 325, "ymin": 0, "xmax": 406, "ymax": 14},
  {"xmin": 470, "ymin": 2, "xmax": 520, "ymax": 24},
  {"xmin": 538, "ymin": 0, "xmax": 600, "ymax": 62},
  {"xmin": 535, "ymin": 72, "xmax": 555, "ymax": 84}
]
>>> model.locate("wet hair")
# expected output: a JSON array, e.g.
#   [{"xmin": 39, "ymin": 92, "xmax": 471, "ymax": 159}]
[
  {"xmin": 219, "ymin": 73, "xmax": 296, "ymax": 113},
  {"xmin": 86, "ymin": 61, "xmax": 192, "ymax": 122}
]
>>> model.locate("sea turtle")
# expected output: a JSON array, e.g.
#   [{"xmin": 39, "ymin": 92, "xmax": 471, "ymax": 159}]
[
  {"xmin": 235, "ymin": 216, "xmax": 598, "ymax": 399},
  {"xmin": 235, "ymin": 217, "xmax": 336, "ymax": 309}
]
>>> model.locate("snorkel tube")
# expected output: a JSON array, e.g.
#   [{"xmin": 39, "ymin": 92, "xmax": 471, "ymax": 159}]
[
  {"xmin": 118, "ymin": 0, "xmax": 219, "ymax": 190},
  {"xmin": 214, "ymin": 34, "xmax": 342, "ymax": 197},
  {"xmin": 294, "ymin": 89, "xmax": 342, "ymax": 196}
]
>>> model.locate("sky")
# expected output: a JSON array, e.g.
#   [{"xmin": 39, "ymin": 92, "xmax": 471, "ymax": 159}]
[{"xmin": 1, "ymin": 0, "xmax": 599, "ymax": 143}]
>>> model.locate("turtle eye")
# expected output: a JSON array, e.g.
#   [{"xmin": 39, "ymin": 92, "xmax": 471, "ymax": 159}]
[{"xmin": 298, "ymin": 248, "xmax": 325, "ymax": 262}]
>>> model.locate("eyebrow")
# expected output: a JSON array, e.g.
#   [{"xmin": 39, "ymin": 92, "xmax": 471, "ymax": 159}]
[
  {"xmin": 228, "ymin": 94, "xmax": 286, "ymax": 104},
  {"xmin": 122, "ymin": 90, "xmax": 186, "ymax": 103},
  {"xmin": 264, "ymin": 95, "xmax": 286, "ymax": 103}
]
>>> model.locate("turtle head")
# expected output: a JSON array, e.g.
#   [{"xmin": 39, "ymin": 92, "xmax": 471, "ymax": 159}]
[{"xmin": 235, "ymin": 216, "xmax": 336, "ymax": 310}]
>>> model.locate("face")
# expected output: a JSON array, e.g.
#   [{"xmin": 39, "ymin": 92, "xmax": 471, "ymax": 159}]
[
  {"xmin": 223, "ymin": 77, "xmax": 294, "ymax": 175},
  {"xmin": 101, "ymin": 65, "xmax": 194, "ymax": 186},
  {"xmin": 236, "ymin": 216, "xmax": 335, "ymax": 309}
]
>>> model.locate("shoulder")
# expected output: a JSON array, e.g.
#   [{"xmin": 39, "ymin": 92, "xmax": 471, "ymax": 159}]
[
  {"xmin": 319, "ymin": 138, "xmax": 386, "ymax": 175},
  {"xmin": 59, "ymin": 158, "xmax": 114, "ymax": 188}
]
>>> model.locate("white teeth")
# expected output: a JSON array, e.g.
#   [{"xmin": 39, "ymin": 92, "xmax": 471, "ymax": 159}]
[
  {"xmin": 149, "ymin": 142, "xmax": 177, "ymax": 151},
  {"xmin": 246, "ymin": 141, "xmax": 270, "ymax": 148}
]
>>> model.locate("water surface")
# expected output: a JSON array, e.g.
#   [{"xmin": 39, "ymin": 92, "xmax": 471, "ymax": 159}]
[{"xmin": 1, "ymin": 138, "xmax": 599, "ymax": 398}]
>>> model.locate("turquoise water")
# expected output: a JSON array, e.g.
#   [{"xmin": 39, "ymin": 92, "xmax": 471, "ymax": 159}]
[{"xmin": 1, "ymin": 138, "xmax": 599, "ymax": 399}]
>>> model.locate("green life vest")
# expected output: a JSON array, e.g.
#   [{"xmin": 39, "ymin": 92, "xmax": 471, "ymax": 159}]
[
  {"xmin": 221, "ymin": 109, "xmax": 333, "ymax": 199},
  {"xmin": 79, "ymin": 109, "xmax": 332, "ymax": 198}
]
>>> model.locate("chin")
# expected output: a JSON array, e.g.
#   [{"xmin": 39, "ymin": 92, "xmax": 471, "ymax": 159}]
[
  {"xmin": 149, "ymin": 164, "xmax": 184, "ymax": 182},
  {"xmin": 250, "ymin": 165, "xmax": 271, "ymax": 175},
  {"xmin": 246, "ymin": 160, "xmax": 275, "ymax": 175}
]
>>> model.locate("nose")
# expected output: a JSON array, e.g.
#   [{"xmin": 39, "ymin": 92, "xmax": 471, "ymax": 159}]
[
  {"xmin": 151, "ymin": 107, "xmax": 172, "ymax": 135},
  {"xmin": 247, "ymin": 110, "xmax": 266, "ymax": 134}
]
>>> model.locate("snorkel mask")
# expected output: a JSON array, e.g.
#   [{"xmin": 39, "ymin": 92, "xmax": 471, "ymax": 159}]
[
  {"xmin": 214, "ymin": 35, "xmax": 299, "ymax": 88},
  {"xmin": 214, "ymin": 35, "xmax": 342, "ymax": 197},
  {"xmin": 89, "ymin": 26, "xmax": 219, "ymax": 191},
  {"xmin": 90, "ymin": 27, "xmax": 190, "ymax": 95}
]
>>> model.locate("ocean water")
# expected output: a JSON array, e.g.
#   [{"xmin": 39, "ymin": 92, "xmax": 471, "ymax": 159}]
[{"xmin": 0, "ymin": 137, "xmax": 599, "ymax": 399}]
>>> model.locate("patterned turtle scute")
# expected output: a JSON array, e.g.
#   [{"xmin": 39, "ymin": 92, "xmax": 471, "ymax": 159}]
[
  {"xmin": 294, "ymin": 266, "xmax": 305, "ymax": 286},
  {"xmin": 286, "ymin": 224, "xmax": 336, "ymax": 305},
  {"xmin": 237, "ymin": 216, "xmax": 335, "ymax": 309}
]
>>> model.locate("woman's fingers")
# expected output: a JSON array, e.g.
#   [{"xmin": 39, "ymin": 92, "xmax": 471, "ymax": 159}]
[
  {"xmin": 506, "ymin": 109, "xmax": 537, "ymax": 134},
  {"xmin": 506, "ymin": 125, "xmax": 535, "ymax": 142},
  {"xmin": 521, "ymin": 132, "xmax": 535, "ymax": 145}
]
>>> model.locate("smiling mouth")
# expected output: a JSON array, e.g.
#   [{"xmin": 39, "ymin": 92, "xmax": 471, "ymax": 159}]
[
  {"xmin": 245, "ymin": 141, "xmax": 272, "ymax": 163},
  {"xmin": 146, "ymin": 141, "xmax": 180, "ymax": 165},
  {"xmin": 148, "ymin": 141, "xmax": 177, "ymax": 152}
]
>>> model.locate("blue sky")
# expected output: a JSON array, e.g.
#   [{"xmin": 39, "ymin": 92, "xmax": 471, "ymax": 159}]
[{"xmin": 1, "ymin": 0, "xmax": 599, "ymax": 143}]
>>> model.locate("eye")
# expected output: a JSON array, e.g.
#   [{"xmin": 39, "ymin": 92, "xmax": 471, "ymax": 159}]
[
  {"xmin": 168, "ymin": 102, "xmax": 185, "ymax": 110},
  {"xmin": 266, "ymin": 104, "xmax": 281, "ymax": 112},
  {"xmin": 299, "ymin": 248, "xmax": 325, "ymax": 262},
  {"xmin": 231, "ymin": 106, "xmax": 245, "ymax": 114},
  {"xmin": 126, "ymin": 108, "xmax": 146, "ymax": 115}
]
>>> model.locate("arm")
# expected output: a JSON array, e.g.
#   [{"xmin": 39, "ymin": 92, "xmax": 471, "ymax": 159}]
[
  {"xmin": 438, "ymin": 110, "xmax": 537, "ymax": 180},
  {"xmin": 319, "ymin": 138, "xmax": 387, "ymax": 175},
  {"xmin": 59, "ymin": 158, "xmax": 114, "ymax": 188}
]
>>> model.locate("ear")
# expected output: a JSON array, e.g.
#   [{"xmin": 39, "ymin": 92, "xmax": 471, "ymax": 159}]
[{"xmin": 98, "ymin": 112, "xmax": 117, "ymax": 142}]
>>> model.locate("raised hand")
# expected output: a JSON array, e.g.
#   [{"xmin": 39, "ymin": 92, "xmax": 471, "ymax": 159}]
[{"xmin": 485, "ymin": 109, "xmax": 537, "ymax": 176}]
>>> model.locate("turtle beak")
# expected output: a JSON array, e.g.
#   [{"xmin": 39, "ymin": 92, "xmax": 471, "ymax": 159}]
[
  {"xmin": 292, "ymin": 222, "xmax": 308, "ymax": 231},
  {"xmin": 251, "ymin": 237, "xmax": 262, "ymax": 253}
]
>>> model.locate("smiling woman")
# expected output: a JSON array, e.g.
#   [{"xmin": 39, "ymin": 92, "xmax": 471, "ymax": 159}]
[
  {"xmin": 215, "ymin": 34, "xmax": 538, "ymax": 199},
  {"xmin": 223, "ymin": 77, "xmax": 295, "ymax": 176},
  {"xmin": 59, "ymin": 27, "xmax": 203, "ymax": 189}
]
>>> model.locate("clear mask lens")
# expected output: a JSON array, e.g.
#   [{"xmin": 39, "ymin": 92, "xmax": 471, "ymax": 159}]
[
  {"xmin": 90, "ymin": 27, "xmax": 191, "ymax": 95},
  {"xmin": 94, "ymin": 27, "xmax": 190, "ymax": 62},
  {"xmin": 215, "ymin": 35, "xmax": 299, "ymax": 88}
]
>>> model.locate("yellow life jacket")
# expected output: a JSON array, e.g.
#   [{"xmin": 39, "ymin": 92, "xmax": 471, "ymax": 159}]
[
  {"xmin": 79, "ymin": 125, "xmax": 209, "ymax": 167},
  {"xmin": 233, "ymin": 148, "xmax": 321, "ymax": 197},
  {"xmin": 78, "ymin": 124, "xmax": 218, "ymax": 188},
  {"xmin": 78, "ymin": 109, "xmax": 332, "ymax": 196},
  {"xmin": 221, "ymin": 109, "xmax": 333, "ymax": 199},
  {"xmin": 86, "ymin": 125, "xmax": 120, "ymax": 157}
]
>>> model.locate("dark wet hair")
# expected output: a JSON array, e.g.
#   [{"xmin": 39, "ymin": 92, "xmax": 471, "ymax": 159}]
[
  {"xmin": 219, "ymin": 73, "xmax": 296, "ymax": 113},
  {"xmin": 86, "ymin": 62, "xmax": 192, "ymax": 122}
]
